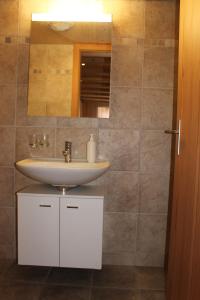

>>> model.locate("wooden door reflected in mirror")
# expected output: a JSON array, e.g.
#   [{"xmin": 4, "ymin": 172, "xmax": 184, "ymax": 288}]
[{"xmin": 72, "ymin": 43, "xmax": 111, "ymax": 118}]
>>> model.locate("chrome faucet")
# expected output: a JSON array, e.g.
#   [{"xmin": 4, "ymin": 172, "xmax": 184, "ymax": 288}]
[{"xmin": 63, "ymin": 141, "xmax": 72, "ymax": 163}]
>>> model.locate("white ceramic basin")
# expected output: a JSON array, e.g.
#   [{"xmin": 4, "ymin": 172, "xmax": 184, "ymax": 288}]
[{"xmin": 15, "ymin": 158, "xmax": 110, "ymax": 186}]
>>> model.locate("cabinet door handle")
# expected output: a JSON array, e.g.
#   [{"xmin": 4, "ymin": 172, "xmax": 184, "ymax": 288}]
[
  {"xmin": 66, "ymin": 206, "xmax": 79, "ymax": 209},
  {"xmin": 39, "ymin": 204, "xmax": 52, "ymax": 208}
]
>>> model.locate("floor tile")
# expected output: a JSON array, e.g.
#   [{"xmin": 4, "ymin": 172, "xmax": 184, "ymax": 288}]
[
  {"xmin": 91, "ymin": 287, "xmax": 138, "ymax": 300},
  {"xmin": 0, "ymin": 260, "xmax": 15, "ymax": 284},
  {"xmin": 39, "ymin": 285, "xmax": 90, "ymax": 300},
  {"xmin": 93, "ymin": 265, "xmax": 137, "ymax": 288},
  {"xmin": 46, "ymin": 267, "xmax": 92, "ymax": 287},
  {"xmin": 0, "ymin": 259, "xmax": 15, "ymax": 275},
  {"xmin": 135, "ymin": 267, "xmax": 165, "ymax": 290},
  {"xmin": 0, "ymin": 261, "xmax": 166, "ymax": 299},
  {"xmin": 0, "ymin": 282, "xmax": 42, "ymax": 300},
  {"xmin": 138, "ymin": 290, "xmax": 166, "ymax": 300},
  {"xmin": 5, "ymin": 264, "xmax": 50, "ymax": 284}
]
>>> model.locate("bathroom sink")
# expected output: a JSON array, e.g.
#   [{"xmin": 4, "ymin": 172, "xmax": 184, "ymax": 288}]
[{"xmin": 15, "ymin": 158, "xmax": 110, "ymax": 186}]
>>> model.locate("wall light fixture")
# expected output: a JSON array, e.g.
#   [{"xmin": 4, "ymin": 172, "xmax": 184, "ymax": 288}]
[{"xmin": 32, "ymin": 0, "xmax": 112, "ymax": 23}]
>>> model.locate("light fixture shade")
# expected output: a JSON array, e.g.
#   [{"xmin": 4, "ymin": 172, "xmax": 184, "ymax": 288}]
[{"xmin": 49, "ymin": 22, "xmax": 74, "ymax": 31}]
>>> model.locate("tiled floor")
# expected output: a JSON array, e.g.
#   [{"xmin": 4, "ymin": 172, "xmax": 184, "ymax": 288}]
[{"xmin": 0, "ymin": 260, "xmax": 166, "ymax": 300}]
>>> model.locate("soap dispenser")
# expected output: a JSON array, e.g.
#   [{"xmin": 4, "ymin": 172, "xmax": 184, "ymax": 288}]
[{"xmin": 87, "ymin": 134, "xmax": 96, "ymax": 163}]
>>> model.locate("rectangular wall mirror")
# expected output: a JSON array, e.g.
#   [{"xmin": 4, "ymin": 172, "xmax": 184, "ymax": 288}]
[{"xmin": 27, "ymin": 20, "xmax": 112, "ymax": 118}]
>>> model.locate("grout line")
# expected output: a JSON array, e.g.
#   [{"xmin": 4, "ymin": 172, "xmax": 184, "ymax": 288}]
[
  {"xmin": 110, "ymin": 85, "xmax": 175, "ymax": 90},
  {"xmin": 0, "ymin": 124, "xmax": 173, "ymax": 132},
  {"xmin": 89, "ymin": 270, "xmax": 94, "ymax": 300},
  {"xmin": 0, "ymin": 166, "xmax": 15, "ymax": 168},
  {"xmin": 43, "ymin": 267, "xmax": 52, "ymax": 284},
  {"xmin": 138, "ymin": 212, "xmax": 168, "ymax": 216},
  {"xmin": 105, "ymin": 211, "xmax": 167, "ymax": 215},
  {"xmin": 54, "ymin": 128, "xmax": 57, "ymax": 158},
  {"xmin": 90, "ymin": 285, "xmax": 165, "ymax": 291},
  {"xmin": 12, "ymin": 0, "xmax": 20, "ymax": 248},
  {"xmin": 134, "ymin": 212, "xmax": 139, "ymax": 266},
  {"xmin": 59, "ymin": 197, "xmax": 60, "ymax": 267}
]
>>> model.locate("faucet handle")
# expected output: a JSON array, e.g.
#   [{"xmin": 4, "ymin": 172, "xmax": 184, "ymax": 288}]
[
  {"xmin": 63, "ymin": 141, "xmax": 72, "ymax": 163},
  {"xmin": 65, "ymin": 141, "xmax": 72, "ymax": 150}
]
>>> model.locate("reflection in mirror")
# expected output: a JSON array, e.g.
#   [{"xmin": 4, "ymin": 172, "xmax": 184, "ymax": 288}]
[
  {"xmin": 27, "ymin": 20, "xmax": 112, "ymax": 118},
  {"xmin": 81, "ymin": 52, "xmax": 111, "ymax": 118}
]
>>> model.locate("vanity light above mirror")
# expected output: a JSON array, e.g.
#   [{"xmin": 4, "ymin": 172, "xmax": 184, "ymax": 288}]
[
  {"xmin": 32, "ymin": 12, "xmax": 112, "ymax": 23},
  {"xmin": 32, "ymin": 0, "xmax": 112, "ymax": 23}
]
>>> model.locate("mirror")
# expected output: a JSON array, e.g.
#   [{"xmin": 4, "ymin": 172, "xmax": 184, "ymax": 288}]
[{"xmin": 27, "ymin": 20, "xmax": 112, "ymax": 118}]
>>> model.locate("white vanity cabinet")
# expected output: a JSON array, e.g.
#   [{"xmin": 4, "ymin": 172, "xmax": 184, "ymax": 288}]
[
  {"xmin": 18, "ymin": 195, "xmax": 59, "ymax": 267},
  {"xmin": 17, "ymin": 184, "xmax": 104, "ymax": 269},
  {"xmin": 60, "ymin": 196, "xmax": 103, "ymax": 269}
]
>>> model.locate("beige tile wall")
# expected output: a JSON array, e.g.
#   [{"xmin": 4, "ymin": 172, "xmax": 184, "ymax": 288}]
[{"xmin": 0, "ymin": 0, "xmax": 179, "ymax": 266}]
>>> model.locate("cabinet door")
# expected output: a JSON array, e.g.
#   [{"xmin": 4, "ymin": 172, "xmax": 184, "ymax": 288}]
[
  {"xmin": 60, "ymin": 197, "xmax": 103, "ymax": 269},
  {"xmin": 18, "ymin": 195, "xmax": 59, "ymax": 267}
]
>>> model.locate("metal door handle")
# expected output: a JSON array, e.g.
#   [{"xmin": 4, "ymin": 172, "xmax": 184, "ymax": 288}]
[
  {"xmin": 39, "ymin": 204, "xmax": 52, "ymax": 208},
  {"xmin": 165, "ymin": 120, "xmax": 181, "ymax": 156},
  {"xmin": 164, "ymin": 129, "xmax": 179, "ymax": 134}
]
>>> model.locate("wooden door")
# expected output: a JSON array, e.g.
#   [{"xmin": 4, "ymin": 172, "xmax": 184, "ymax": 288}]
[{"xmin": 167, "ymin": 0, "xmax": 200, "ymax": 299}]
